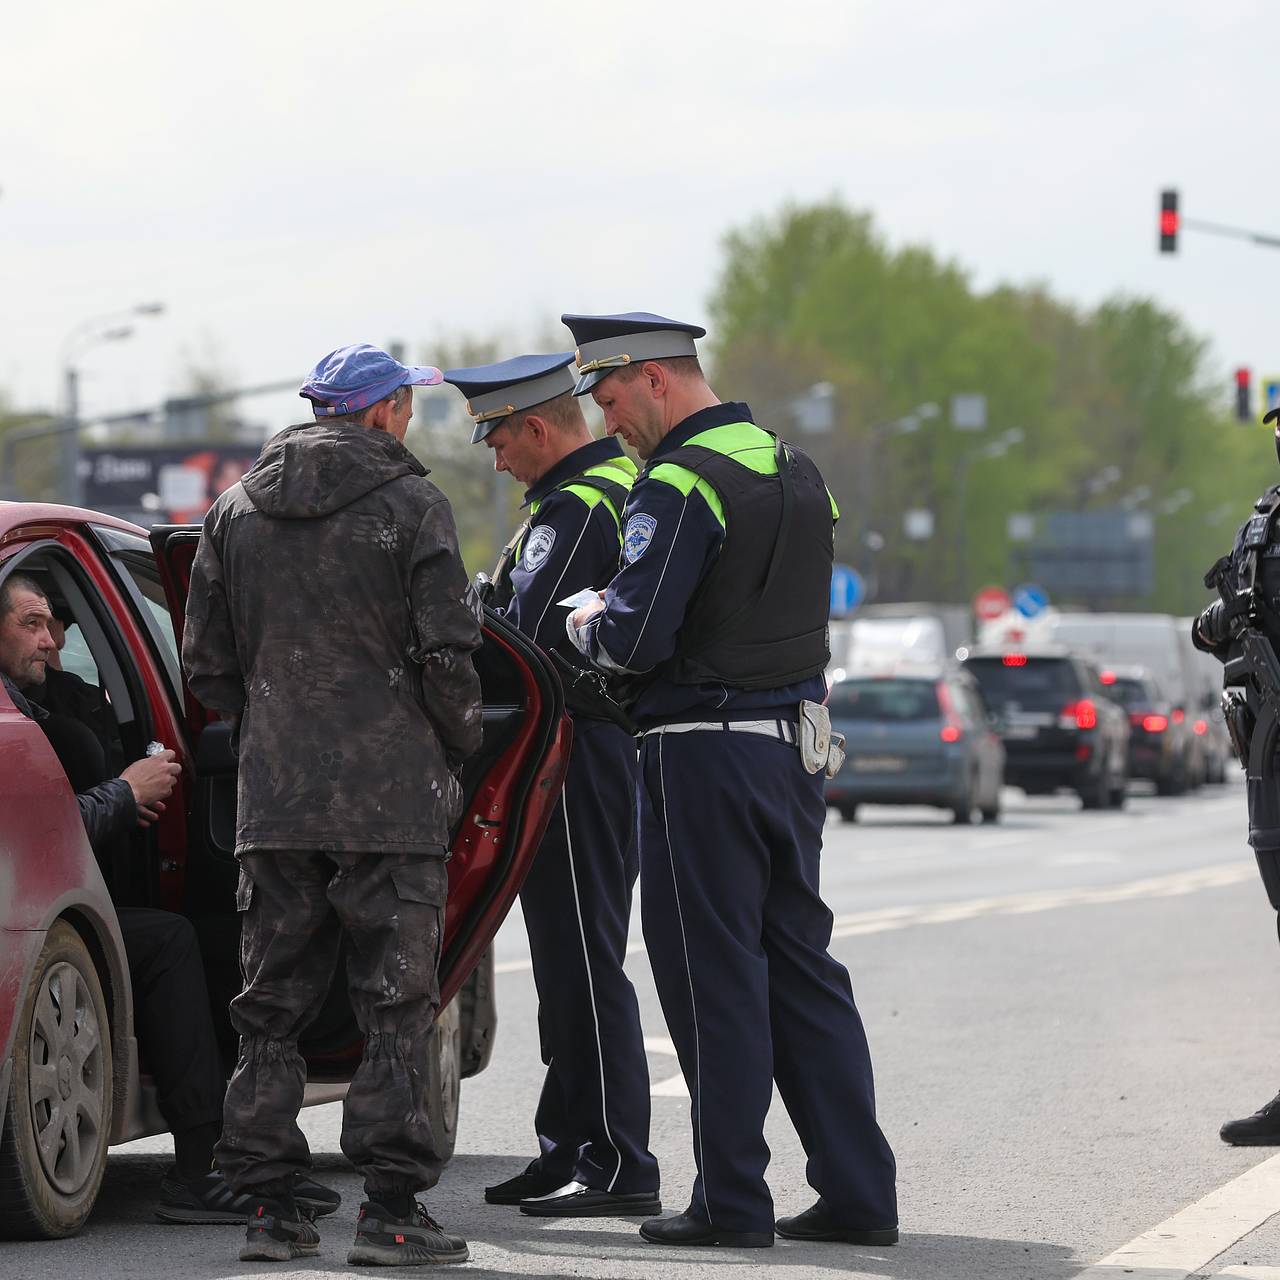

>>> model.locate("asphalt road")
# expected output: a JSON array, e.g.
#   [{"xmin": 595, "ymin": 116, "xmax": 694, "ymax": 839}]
[{"xmin": 8, "ymin": 777, "xmax": 1280, "ymax": 1279}]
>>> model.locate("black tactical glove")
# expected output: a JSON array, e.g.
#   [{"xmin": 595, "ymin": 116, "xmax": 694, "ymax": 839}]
[{"xmin": 1196, "ymin": 599, "xmax": 1233, "ymax": 647}]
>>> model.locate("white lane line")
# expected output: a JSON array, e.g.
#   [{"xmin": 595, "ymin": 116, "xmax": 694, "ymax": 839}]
[
  {"xmin": 829, "ymin": 863, "xmax": 1254, "ymax": 940},
  {"xmin": 1077, "ymin": 1151, "xmax": 1280, "ymax": 1278},
  {"xmin": 494, "ymin": 862, "xmax": 1255, "ymax": 974}
]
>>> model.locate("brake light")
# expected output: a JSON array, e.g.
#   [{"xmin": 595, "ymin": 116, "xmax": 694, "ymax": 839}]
[
  {"xmin": 1060, "ymin": 699, "xmax": 1097, "ymax": 730},
  {"xmin": 1002, "ymin": 654, "xmax": 1027, "ymax": 667},
  {"xmin": 1100, "ymin": 670, "xmax": 1117, "ymax": 685},
  {"xmin": 1171, "ymin": 707, "xmax": 1185, "ymax": 725},
  {"xmin": 1193, "ymin": 718, "xmax": 1208, "ymax": 735},
  {"xmin": 1142, "ymin": 714, "xmax": 1169, "ymax": 733},
  {"xmin": 936, "ymin": 681, "xmax": 964, "ymax": 743}
]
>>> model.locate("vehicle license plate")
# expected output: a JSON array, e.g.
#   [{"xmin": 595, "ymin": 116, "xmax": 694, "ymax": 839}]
[
  {"xmin": 853, "ymin": 755, "xmax": 908, "ymax": 771},
  {"xmin": 1004, "ymin": 725, "xmax": 1038, "ymax": 740}
]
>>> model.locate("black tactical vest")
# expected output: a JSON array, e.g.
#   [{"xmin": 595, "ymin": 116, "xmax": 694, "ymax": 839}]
[{"xmin": 649, "ymin": 435, "xmax": 833, "ymax": 690}]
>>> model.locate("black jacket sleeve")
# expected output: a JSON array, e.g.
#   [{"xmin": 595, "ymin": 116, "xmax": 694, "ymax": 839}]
[{"xmin": 75, "ymin": 779, "xmax": 136, "ymax": 849}]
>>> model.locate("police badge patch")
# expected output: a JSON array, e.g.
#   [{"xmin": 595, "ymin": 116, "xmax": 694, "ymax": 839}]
[
  {"xmin": 623, "ymin": 513, "xmax": 658, "ymax": 563},
  {"xmin": 523, "ymin": 524, "xmax": 556, "ymax": 572}
]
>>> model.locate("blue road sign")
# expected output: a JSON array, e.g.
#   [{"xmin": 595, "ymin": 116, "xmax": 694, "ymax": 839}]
[
  {"xmin": 1012, "ymin": 582, "xmax": 1049, "ymax": 618},
  {"xmin": 830, "ymin": 564, "xmax": 865, "ymax": 618}
]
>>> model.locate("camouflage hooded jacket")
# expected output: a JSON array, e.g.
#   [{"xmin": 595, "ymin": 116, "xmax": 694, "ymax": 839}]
[{"xmin": 182, "ymin": 422, "xmax": 483, "ymax": 856}]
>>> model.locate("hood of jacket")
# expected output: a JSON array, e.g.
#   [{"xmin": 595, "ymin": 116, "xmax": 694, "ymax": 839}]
[{"xmin": 241, "ymin": 421, "xmax": 428, "ymax": 519}]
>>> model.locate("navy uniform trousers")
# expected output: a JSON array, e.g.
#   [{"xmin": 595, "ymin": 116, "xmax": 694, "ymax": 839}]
[
  {"xmin": 518, "ymin": 717, "xmax": 659, "ymax": 1193},
  {"xmin": 639, "ymin": 728, "xmax": 897, "ymax": 1234}
]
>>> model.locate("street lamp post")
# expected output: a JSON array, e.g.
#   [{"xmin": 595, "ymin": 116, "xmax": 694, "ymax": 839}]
[
  {"xmin": 956, "ymin": 428, "xmax": 1025, "ymax": 595},
  {"xmin": 58, "ymin": 302, "xmax": 165, "ymax": 503},
  {"xmin": 855, "ymin": 402, "xmax": 940, "ymax": 568}
]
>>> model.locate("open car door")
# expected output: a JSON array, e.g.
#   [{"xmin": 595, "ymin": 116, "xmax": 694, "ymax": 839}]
[{"xmin": 148, "ymin": 525, "xmax": 570, "ymax": 1018}]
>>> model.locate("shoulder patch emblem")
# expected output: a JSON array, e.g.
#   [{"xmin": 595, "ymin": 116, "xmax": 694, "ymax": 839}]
[
  {"xmin": 623, "ymin": 513, "xmax": 658, "ymax": 564},
  {"xmin": 523, "ymin": 524, "xmax": 556, "ymax": 572}
]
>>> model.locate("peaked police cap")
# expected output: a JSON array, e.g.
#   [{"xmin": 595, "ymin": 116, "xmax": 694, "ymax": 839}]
[
  {"xmin": 442, "ymin": 352, "xmax": 577, "ymax": 443},
  {"xmin": 560, "ymin": 312, "xmax": 706, "ymax": 396}
]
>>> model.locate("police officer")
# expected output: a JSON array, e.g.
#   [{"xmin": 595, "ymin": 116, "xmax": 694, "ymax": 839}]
[
  {"xmin": 1196, "ymin": 404, "xmax": 1280, "ymax": 1147},
  {"xmin": 441, "ymin": 353, "xmax": 660, "ymax": 1218},
  {"xmin": 562, "ymin": 312, "xmax": 898, "ymax": 1248}
]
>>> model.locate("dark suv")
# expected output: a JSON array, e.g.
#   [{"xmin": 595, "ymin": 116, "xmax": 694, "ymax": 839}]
[
  {"xmin": 0, "ymin": 504, "xmax": 571, "ymax": 1239},
  {"xmin": 1101, "ymin": 665, "xmax": 1189, "ymax": 795},
  {"xmin": 963, "ymin": 647, "xmax": 1129, "ymax": 809}
]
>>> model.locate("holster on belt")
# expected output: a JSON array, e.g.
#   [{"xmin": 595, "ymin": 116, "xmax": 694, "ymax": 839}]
[{"xmin": 800, "ymin": 700, "xmax": 845, "ymax": 778}]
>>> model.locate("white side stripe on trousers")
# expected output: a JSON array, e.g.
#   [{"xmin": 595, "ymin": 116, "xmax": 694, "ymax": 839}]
[
  {"xmin": 560, "ymin": 781, "xmax": 623, "ymax": 1192},
  {"xmin": 656, "ymin": 735, "xmax": 713, "ymax": 1221}
]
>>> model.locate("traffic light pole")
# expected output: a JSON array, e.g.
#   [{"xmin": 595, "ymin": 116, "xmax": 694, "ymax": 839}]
[{"xmin": 1180, "ymin": 216, "xmax": 1280, "ymax": 251}]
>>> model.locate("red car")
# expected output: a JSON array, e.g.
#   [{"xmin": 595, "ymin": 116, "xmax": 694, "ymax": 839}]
[{"xmin": 0, "ymin": 502, "xmax": 570, "ymax": 1239}]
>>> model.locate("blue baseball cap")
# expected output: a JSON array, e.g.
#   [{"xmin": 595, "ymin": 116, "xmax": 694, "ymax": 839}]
[{"xmin": 300, "ymin": 344, "xmax": 444, "ymax": 417}]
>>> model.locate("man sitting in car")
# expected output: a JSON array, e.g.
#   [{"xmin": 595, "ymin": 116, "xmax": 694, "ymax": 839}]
[{"xmin": 0, "ymin": 572, "xmax": 339, "ymax": 1225}]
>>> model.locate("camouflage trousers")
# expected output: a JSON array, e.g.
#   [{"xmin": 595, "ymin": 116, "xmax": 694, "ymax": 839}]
[{"xmin": 214, "ymin": 849, "xmax": 448, "ymax": 1196}]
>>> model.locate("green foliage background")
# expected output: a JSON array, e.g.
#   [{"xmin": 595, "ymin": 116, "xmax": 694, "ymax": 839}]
[{"xmin": 706, "ymin": 200, "xmax": 1268, "ymax": 615}]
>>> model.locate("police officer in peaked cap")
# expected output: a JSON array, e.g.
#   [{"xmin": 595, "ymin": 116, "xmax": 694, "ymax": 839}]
[
  {"xmin": 441, "ymin": 353, "xmax": 660, "ymax": 1218},
  {"xmin": 563, "ymin": 312, "xmax": 898, "ymax": 1248}
]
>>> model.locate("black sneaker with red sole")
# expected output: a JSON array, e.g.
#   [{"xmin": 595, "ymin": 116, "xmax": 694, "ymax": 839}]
[{"xmin": 348, "ymin": 1200, "xmax": 469, "ymax": 1267}]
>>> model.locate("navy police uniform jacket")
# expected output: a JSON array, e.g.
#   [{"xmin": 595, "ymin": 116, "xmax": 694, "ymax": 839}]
[
  {"xmin": 574, "ymin": 402, "xmax": 832, "ymax": 725},
  {"xmin": 493, "ymin": 437, "xmax": 636, "ymax": 655}
]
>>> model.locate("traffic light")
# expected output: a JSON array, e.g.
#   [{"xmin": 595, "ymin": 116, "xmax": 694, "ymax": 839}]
[
  {"xmin": 1159, "ymin": 189, "xmax": 1179, "ymax": 254},
  {"xmin": 1236, "ymin": 367, "xmax": 1252, "ymax": 422}
]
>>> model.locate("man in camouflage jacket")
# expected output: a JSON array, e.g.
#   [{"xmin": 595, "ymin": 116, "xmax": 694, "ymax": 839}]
[{"xmin": 182, "ymin": 344, "xmax": 483, "ymax": 1265}]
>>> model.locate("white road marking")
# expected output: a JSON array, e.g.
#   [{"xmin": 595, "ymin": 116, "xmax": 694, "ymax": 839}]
[
  {"xmin": 1078, "ymin": 1150, "xmax": 1280, "ymax": 1278},
  {"xmin": 495, "ymin": 862, "xmax": 1255, "ymax": 974}
]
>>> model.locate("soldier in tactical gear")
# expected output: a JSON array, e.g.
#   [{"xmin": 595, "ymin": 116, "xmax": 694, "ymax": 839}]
[{"xmin": 1195, "ymin": 405, "xmax": 1280, "ymax": 1146}]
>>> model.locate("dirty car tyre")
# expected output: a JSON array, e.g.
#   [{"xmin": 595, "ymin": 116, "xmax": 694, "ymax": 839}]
[
  {"xmin": 424, "ymin": 999, "xmax": 462, "ymax": 1164},
  {"xmin": 0, "ymin": 921, "xmax": 112, "ymax": 1239}
]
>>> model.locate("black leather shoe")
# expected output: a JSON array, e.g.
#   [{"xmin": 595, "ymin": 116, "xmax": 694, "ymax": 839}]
[
  {"xmin": 1221, "ymin": 1091, "xmax": 1280, "ymax": 1145},
  {"xmin": 485, "ymin": 1160, "xmax": 567, "ymax": 1205},
  {"xmin": 639, "ymin": 1211, "xmax": 773, "ymax": 1247},
  {"xmin": 520, "ymin": 1180, "xmax": 662, "ymax": 1218},
  {"xmin": 776, "ymin": 1201, "xmax": 898, "ymax": 1246}
]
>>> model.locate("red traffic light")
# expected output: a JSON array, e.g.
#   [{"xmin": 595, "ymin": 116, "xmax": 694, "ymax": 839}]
[
  {"xmin": 1159, "ymin": 189, "xmax": 1179, "ymax": 254},
  {"xmin": 1236, "ymin": 367, "xmax": 1252, "ymax": 422}
]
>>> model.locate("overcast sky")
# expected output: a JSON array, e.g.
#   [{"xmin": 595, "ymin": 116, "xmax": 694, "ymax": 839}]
[{"xmin": 4, "ymin": 1, "xmax": 1277, "ymax": 434}]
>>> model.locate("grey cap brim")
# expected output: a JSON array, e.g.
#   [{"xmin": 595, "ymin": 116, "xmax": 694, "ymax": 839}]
[{"xmin": 572, "ymin": 367, "xmax": 611, "ymax": 397}]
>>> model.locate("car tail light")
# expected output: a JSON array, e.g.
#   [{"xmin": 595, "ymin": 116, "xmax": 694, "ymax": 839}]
[
  {"xmin": 1100, "ymin": 670, "xmax": 1117, "ymax": 685},
  {"xmin": 1002, "ymin": 654, "xmax": 1027, "ymax": 667},
  {"xmin": 1172, "ymin": 707, "xmax": 1185, "ymax": 725},
  {"xmin": 1142, "ymin": 714, "xmax": 1169, "ymax": 733},
  {"xmin": 1060, "ymin": 699, "xmax": 1097, "ymax": 730},
  {"xmin": 1075, "ymin": 743, "xmax": 1092, "ymax": 761},
  {"xmin": 936, "ymin": 681, "xmax": 964, "ymax": 743},
  {"xmin": 1194, "ymin": 718, "xmax": 1208, "ymax": 735}
]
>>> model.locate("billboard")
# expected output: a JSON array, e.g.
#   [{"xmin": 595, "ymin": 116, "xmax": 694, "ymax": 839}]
[{"xmin": 78, "ymin": 445, "xmax": 260, "ymax": 525}]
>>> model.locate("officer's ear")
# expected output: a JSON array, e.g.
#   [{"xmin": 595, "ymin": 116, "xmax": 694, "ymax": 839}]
[
  {"xmin": 524, "ymin": 414, "xmax": 551, "ymax": 447},
  {"xmin": 638, "ymin": 360, "xmax": 667, "ymax": 398}
]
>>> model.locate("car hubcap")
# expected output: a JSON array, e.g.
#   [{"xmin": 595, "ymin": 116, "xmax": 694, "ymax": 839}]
[{"xmin": 28, "ymin": 961, "xmax": 104, "ymax": 1194}]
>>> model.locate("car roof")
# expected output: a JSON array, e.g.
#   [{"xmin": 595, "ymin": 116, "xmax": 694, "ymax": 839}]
[
  {"xmin": 964, "ymin": 644, "xmax": 1077, "ymax": 660},
  {"xmin": 0, "ymin": 500, "xmax": 147, "ymax": 545}
]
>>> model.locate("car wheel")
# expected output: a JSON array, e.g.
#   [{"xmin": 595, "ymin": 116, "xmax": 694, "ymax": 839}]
[
  {"xmin": 1108, "ymin": 781, "xmax": 1127, "ymax": 809},
  {"xmin": 952, "ymin": 780, "xmax": 977, "ymax": 825},
  {"xmin": 0, "ymin": 922, "xmax": 112, "ymax": 1240},
  {"xmin": 424, "ymin": 998, "xmax": 462, "ymax": 1164},
  {"xmin": 839, "ymin": 805, "xmax": 859, "ymax": 823},
  {"xmin": 1080, "ymin": 769, "xmax": 1111, "ymax": 810},
  {"xmin": 980, "ymin": 796, "xmax": 1001, "ymax": 824}
]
